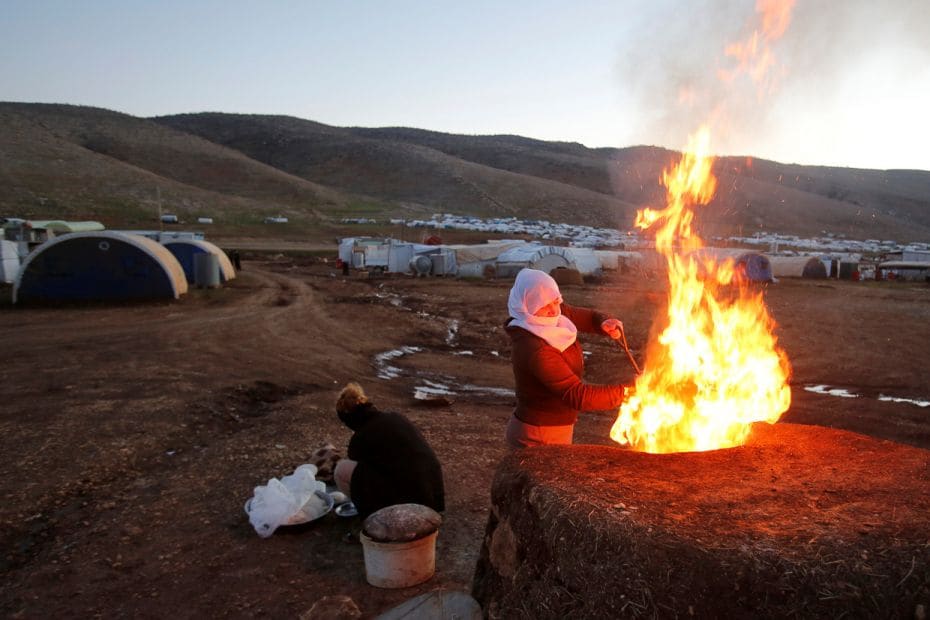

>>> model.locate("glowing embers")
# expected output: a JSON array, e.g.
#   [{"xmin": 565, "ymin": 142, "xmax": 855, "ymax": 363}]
[{"xmin": 610, "ymin": 130, "xmax": 791, "ymax": 454}]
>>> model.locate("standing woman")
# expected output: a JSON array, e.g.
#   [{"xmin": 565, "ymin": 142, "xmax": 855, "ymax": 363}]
[{"xmin": 505, "ymin": 268, "xmax": 629, "ymax": 448}]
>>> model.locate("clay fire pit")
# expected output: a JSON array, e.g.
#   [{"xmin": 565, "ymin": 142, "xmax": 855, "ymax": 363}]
[{"xmin": 473, "ymin": 423, "xmax": 930, "ymax": 618}]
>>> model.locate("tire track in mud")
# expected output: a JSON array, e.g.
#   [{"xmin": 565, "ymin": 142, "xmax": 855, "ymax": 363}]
[
  {"xmin": 187, "ymin": 267, "xmax": 368, "ymax": 384},
  {"xmin": 0, "ymin": 267, "xmax": 362, "ymax": 513},
  {"xmin": 0, "ymin": 266, "xmax": 365, "ymax": 585},
  {"xmin": 2, "ymin": 266, "xmax": 366, "ymax": 394}
]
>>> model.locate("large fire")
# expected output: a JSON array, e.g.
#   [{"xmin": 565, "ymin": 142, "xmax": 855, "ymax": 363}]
[
  {"xmin": 609, "ymin": 128, "xmax": 792, "ymax": 453},
  {"xmin": 609, "ymin": 0, "xmax": 796, "ymax": 453}
]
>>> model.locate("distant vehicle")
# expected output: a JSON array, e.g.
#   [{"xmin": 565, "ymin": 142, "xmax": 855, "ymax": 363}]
[
  {"xmin": 197, "ymin": 217, "xmax": 214, "ymax": 224},
  {"xmin": 264, "ymin": 216, "xmax": 289, "ymax": 224},
  {"xmin": 160, "ymin": 214, "xmax": 179, "ymax": 224}
]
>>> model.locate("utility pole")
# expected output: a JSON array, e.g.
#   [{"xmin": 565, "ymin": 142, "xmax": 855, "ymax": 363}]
[{"xmin": 157, "ymin": 186, "xmax": 163, "ymax": 233}]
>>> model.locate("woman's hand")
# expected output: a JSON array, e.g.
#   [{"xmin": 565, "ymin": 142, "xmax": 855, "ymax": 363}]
[{"xmin": 600, "ymin": 318, "xmax": 624, "ymax": 340}]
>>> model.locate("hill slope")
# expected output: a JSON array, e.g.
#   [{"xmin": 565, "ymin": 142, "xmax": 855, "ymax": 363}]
[
  {"xmin": 153, "ymin": 113, "xmax": 639, "ymax": 229},
  {"xmin": 343, "ymin": 125, "xmax": 930, "ymax": 241},
  {"xmin": 0, "ymin": 103, "xmax": 344, "ymax": 230},
  {"xmin": 2, "ymin": 103, "xmax": 929, "ymax": 242}
]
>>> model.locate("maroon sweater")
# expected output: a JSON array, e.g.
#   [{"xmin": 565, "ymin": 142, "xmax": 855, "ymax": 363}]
[{"xmin": 506, "ymin": 303, "xmax": 626, "ymax": 427}]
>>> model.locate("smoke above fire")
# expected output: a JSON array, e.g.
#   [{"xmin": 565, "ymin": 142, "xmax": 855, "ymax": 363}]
[{"xmin": 615, "ymin": 0, "xmax": 930, "ymax": 164}]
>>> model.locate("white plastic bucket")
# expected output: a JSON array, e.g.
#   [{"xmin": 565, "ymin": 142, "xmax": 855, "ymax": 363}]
[{"xmin": 360, "ymin": 530, "xmax": 438, "ymax": 588}]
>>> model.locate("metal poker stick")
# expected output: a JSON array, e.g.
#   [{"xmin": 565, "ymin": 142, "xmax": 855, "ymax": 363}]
[{"xmin": 616, "ymin": 326, "xmax": 643, "ymax": 376}]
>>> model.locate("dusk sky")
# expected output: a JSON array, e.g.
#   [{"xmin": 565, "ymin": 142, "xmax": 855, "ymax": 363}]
[{"xmin": 2, "ymin": 0, "xmax": 929, "ymax": 171}]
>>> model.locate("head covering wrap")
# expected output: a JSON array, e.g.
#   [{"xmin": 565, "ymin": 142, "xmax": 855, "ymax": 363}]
[{"xmin": 507, "ymin": 268, "xmax": 577, "ymax": 352}]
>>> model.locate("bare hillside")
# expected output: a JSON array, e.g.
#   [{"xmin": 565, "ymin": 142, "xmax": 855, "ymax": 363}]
[
  {"xmin": 154, "ymin": 113, "xmax": 639, "ymax": 229},
  {"xmin": 2, "ymin": 103, "xmax": 929, "ymax": 241},
  {"xmin": 344, "ymin": 124, "xmax": 930, "ymax": 241},
  {"xmin": 0, "ymin": 104, "xmax": 342, "ymax": 230}
]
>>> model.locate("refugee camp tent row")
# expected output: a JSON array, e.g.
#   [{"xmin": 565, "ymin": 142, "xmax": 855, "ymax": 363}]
[
  {"xmin": 337, "ymin": 237, "xmax": 651, "ymax": 278},
  {"xmin": 13, "ymin": 231, "xmax": 188, "ymax": 303},
  {"xmin": 338, "ymin": 237, "xmax": 457, "ymax": 275},
  {"xmin": 453, "ymin": 243, "xmax": 608, "ymax": 278},
  {"xmin": 163, "ymin": 239, "xmax": 236, "ymax": 284}
]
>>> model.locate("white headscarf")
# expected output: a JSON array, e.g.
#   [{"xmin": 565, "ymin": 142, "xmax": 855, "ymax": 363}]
[{"xmin": 507, "ymin": 268, "xmax": 578, "ymax": 352}]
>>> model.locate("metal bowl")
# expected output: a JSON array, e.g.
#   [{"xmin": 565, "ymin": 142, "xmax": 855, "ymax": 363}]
[
  {"xmin": 334, "ymin": 501, "xmax": 359, "ymax": 518},
  {"xmin": 244, "ymin": 489, "xmax": 335, "ymax": 526}
]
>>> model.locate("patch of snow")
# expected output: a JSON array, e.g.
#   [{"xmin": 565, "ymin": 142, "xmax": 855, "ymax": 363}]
[
  {"xmin": 413, "ymin": 381, "xmax": 456, "ymax": 399},
  {"xmin": 878, "ymin": 395, "xmax": 930, "ymax": 408},
  {"xmin": 458, "ymin": 384, "xmax": 516, "ymax": 398},
  {"xmin": 373, "ymin": 346, "xmax": 423, "ymax": 379},
  {"xmin": 804, "ymin": 384, "xmax": 858, "ymax": 398},
  {"xmin": 373, "ymin": 346, "xmax": 515, "ymax": 399}
]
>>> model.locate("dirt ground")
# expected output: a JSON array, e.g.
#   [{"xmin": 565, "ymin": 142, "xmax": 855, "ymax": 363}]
[{"xmin": 2, "ymin": 252, "xmax": 929, "ymax": 618}]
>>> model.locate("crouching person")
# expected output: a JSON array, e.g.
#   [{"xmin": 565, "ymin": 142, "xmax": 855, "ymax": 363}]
[{"xmin": 333, "ymin": 382, "xmax": 445, "ymax": 519}]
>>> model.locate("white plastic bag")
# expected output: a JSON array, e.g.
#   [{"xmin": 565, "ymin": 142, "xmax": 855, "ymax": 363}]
[
  {"xmin": 280, "ymin": 464, "xmax": 321, "ymax": 507},
  {"xmin": 247, "ymin": 478, "xmax": 299, "ymax": 538},
  {"xmin": 246, "ymin": 464, "xmax": 327, "ymax": 537}
]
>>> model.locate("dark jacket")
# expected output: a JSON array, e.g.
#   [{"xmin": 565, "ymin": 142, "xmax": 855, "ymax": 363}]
[
  {"xmin": 506, "ymin": 303, "xmax": 625, "ymax": 427},
  {"xmin": 339, "ymin": 402, "xmax": 445, "ymax": 519}
]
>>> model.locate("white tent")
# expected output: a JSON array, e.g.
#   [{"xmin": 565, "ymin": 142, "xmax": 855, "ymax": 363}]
[
  {"xmin": 444, "ymin": 241, "xmax": 526, "ymax": 263},
  {"xmin": 387, "ymin": 242, "xmax": 416, "ymax": 273},
  {"xmin": 593, "ymin": 250, "xmax": 645, "ymax": 272},
  {"xmin": 495, "ymin": 245, "xmax": 574, "ymax": 278},
  {"xmin": 338, "ymin": 237, "xmax": 357, "ymax": 265},
  {"xmin": 162, "ymin": 239, "xmax": 236, "ymax": 283},
  {"xmin": 877, "ymin": 261, "xmax": 930, "ymax": 281},
  {"xmin": 443, "ymin": 241, "xmax": 527, "ymax": 278},
  {"xmin": 767, "ymin": 256, "xmax": 828, "ymax": 279},
  {"xmin": 14, "ymin": 231, "xmax": 187, "ymax": 303},
  {"xmin": 565, "ymin": 247, "xmax": 602, "ymax": 276},
  {"xmin": 593, "ymin": 250, "xmax": 620, "ymax": 271},
  {"xmin": 1, "ymin": 239, "xmax": 19, "ymax": 284},
  {"xmin": 428, "ymin": 250, "xmax": 458, "ymax": 275},
  {"xmin": 689, "ymin": 248, "xmax": 774, "ymax": 282}
]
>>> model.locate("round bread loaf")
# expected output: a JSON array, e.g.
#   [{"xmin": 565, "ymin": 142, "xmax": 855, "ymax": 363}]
[{"xmin": 362, "ymin": 503, "xmax": 442, "ymax": 543}]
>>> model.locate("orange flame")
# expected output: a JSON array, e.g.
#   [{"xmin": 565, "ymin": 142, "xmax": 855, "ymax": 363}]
[{"xmin": 610, "ymin": 128, "xmax": 791, "ymax": 453}]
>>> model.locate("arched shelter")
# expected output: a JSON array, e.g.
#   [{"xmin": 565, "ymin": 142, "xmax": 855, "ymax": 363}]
[
  {"xmin": 14, "ymin": 231, "xmax": 187, "ymax": 303},
  {"xmin": 768, "ymin": 256, "xmax": 828, "ymax": 279},
  {"xmin": 495, "ymin": 245, "xmax": 574, "ymax": 279},
  {"xmin": 690, "ymin": 248, "xmax": 774, "ymax": 283},
  {"xmin": 163, "ymin": 239, "xmax": 236, "ymax": 283}
]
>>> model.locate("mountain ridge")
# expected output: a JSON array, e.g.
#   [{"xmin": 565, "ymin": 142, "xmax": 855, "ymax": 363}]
[{"xmin": 2, "ymin": 102, "xmax": 928, "ymax": 242}]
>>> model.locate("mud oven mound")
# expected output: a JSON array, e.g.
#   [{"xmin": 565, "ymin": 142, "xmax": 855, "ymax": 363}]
[{"xmin": 473, "ymin": 423, "xmax": 930, "ymax": 619}]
